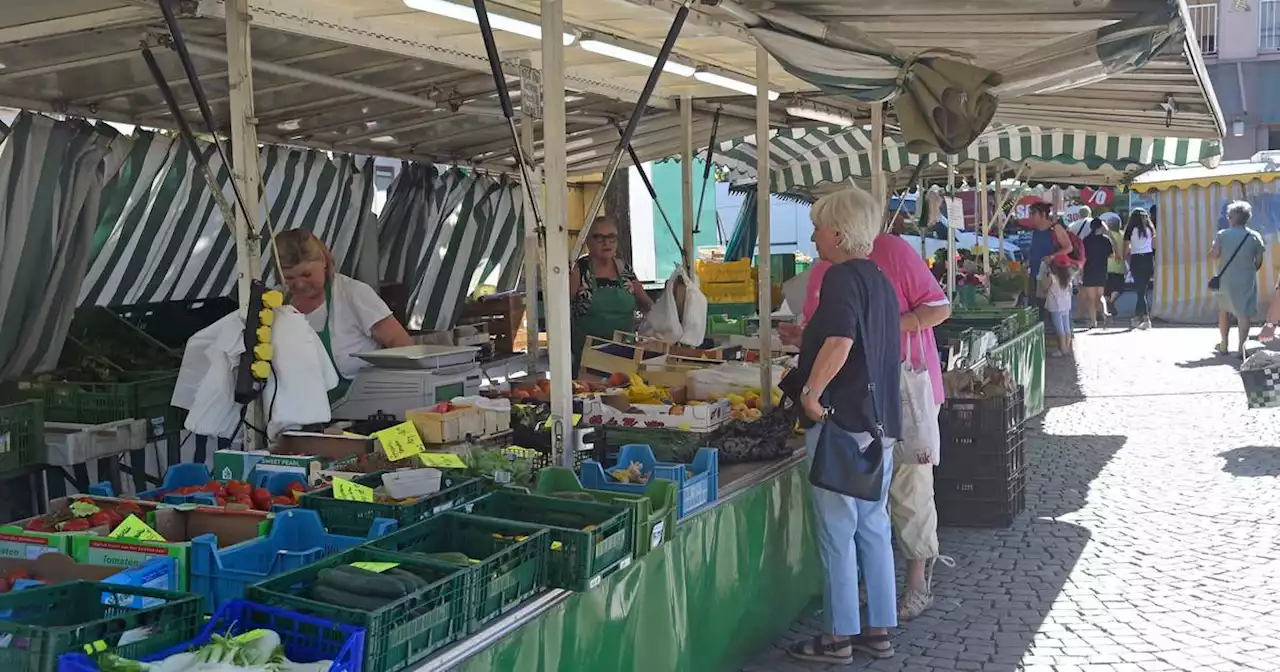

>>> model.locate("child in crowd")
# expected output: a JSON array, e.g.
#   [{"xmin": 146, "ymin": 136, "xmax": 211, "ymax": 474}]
[{"xmin": 1039, "ymin": 254, "xmax": 1076, "ymax": 356}]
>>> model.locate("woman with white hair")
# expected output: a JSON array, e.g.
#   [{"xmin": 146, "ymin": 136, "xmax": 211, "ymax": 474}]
[
  {"xmin": 1210, "ymin": 200, "xmax": 1266, "ymax": 357},
  {"xmin": 785, "ymin": 186, "xmax": 901, "ymax": 664}
]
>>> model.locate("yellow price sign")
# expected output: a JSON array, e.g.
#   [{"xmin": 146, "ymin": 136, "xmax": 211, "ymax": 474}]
[
  {"xmin": 419, "ymin": 452, "xmax": 467, "ymax": 469},
  {"xmin": 542, "ymin": 414, "xmax": 582, "ymax": 429},
  {"xmin": 351, "ymin": 561, "xmax": 400, "ymax": 573},
  {"xmin": 108, "ymin": 515, "xmax": 165, "ymax": 542},
  {"xmin": 332, "ymin": 478, "xmax": 375, "ymax": 502},
  {"xmin": 503, "ymin": 446, "xmax": 541, "ymax": 459},
  {"xmin": 374, "ymin": 421, "xmax": 425, "ymax": 462}
]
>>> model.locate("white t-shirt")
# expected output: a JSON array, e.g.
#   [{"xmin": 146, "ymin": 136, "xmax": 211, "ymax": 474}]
[
  {"xmin": 1127, "ymin": 228, "xmax": 1154, "ymax": 255},
  {"xmin": 301, "ymin": 274, "xmax": 393, "ymax": 379}
]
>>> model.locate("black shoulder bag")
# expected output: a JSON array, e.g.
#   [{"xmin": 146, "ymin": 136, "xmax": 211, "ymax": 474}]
[
  {"xmin": 809, "ymin": 317, "xmax": 888, "ymax": 502},
  {"xmin": 1208, "ymin": 232, "xmax": 1251, "ymax": 291}
]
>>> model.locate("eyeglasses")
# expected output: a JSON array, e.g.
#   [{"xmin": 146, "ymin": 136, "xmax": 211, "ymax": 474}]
[{"xmin": 591, "ymin": 233, "xmax": 618, "ymax": 243}]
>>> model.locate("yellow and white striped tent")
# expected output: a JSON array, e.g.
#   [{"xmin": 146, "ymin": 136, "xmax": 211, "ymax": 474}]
[{"xmin": 1133, "ymin": 159, "xmax": 1280, "ymax": 324}]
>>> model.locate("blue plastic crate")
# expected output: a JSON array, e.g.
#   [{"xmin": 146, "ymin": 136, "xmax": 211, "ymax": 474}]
[
  {"xmin": 57, "ymin": 599, "xmax": 366, "ymax": 672},
  {"xmin": 579, "ymin": 444, "xmax": 718, "ymax": 519},
  {"xmin": 190, "ymin": 508, "xmax": 397, "ymax": 614},
  {"xmin": 92, "ymin": 463, "xmax": 306, "ymax": 509}
]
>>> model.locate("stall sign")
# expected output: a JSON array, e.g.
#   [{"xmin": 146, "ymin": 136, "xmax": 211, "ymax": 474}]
[
  {"xmin": 1081, "ymin": 187, "xmax": 1115, "ymax": 207},
  {"xmin": 520, "ymin": 64, "xmax": 543, "ymax": 120}
]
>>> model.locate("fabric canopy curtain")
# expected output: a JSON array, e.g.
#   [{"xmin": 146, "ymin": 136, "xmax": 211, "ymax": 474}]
[
  {"xmin": 80, "ymin": 131, "xmax": 376, "ymax": 306},
  {"xmin": 378, "ymin": 164, "xmax": 526, "ymax": 331},
  {"xmin": 724, "ymin": 187, "xmax": 758, "ymax": 262},
  {"xmin": 0, "ymin": 113, "xmax": 120, "ymax": 378}
]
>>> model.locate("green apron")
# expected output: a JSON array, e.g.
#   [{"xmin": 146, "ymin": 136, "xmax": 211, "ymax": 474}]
[
  {"xmin": 572, "ymin": 276, "xmax": 638, "ymax": 377},
  {"xmin": 314, "ymin": 281, "xmax": 353, "ymax": 404}
]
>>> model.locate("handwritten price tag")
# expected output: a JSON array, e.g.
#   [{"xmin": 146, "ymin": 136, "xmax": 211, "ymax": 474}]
[
  {"xmin": 108, "ymin": 515, "xmax": 165, "ymax": 542},
  {"xmin": 351, "ymin": 561, "xmax": 400, "ymax": 573},
  {"xmin": 503, "ymin": 446, "xmax": 541, "ymax": 459},
  {"xmin": 419, "ymin": 452, "xmax": 467, "ymax": 469},
  {"xmin": 542, "ymin": 414, "xmax": 582, "ymax": 429},
  {"xmin": 332, "ymin": 478, "xmax": 375, "ymax": 502},
  {"xmin": 374, "ymin": 421, "xmax": 425, "ymax": 462}
]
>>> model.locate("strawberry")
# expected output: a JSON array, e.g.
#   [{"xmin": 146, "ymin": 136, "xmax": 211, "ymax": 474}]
[{"xmin": 23, "ymin": 519, "xmax": 50, "ymax": 532}]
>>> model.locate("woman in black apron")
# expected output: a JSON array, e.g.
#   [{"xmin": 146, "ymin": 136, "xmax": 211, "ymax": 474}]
[{"xmin": 274, "ymin": 230, "xmax": 413, "ymax": 403}]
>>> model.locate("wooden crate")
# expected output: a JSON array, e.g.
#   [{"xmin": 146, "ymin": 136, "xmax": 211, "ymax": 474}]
[{"xmin": 461, "ymin": 293, "xmax": 526, "ymax": 355}]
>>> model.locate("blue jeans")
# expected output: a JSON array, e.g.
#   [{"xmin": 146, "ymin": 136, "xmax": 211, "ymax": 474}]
[
  {"xmin": 805, "ymin": 424, "xmax": 898, "ymax": 635},
  {"xmin": 1050, "ymin": 310, "xmax": 1072, "ymax": 337}
]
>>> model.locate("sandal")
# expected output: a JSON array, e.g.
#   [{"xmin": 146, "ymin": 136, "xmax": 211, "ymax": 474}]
[
  {"xmin": 788, "ymin": 635, "xmax": 853, "ymax": 664},
  {"xmin": 1214, "ymin": 343, "xmax": 1230, "ymax": 356},
  {"xmin": 848, "ymin": 633, "xmax": 895, "ymax": 659}
]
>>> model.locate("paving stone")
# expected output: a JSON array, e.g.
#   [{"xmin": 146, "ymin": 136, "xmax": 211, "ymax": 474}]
[{"xmin": 743, "ymin": 328, "xmax": 1280, "ymax": 672}]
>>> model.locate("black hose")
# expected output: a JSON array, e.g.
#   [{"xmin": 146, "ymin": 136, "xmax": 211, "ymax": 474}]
[
  {"xmin": 693, "ymin": 106, "xmax": 720, "ymax": 235},
  {"xmin": 622, "ymin": 136, "xmax": 683, "ymax": 260}
]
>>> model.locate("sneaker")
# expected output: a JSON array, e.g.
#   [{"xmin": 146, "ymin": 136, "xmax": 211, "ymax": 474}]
[{"xmin": 1139, "ymin": 318, "xmax": 1152, "ymax": 330}]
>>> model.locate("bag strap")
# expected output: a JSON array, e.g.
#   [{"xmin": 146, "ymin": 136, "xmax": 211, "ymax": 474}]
[
  {"xmin": 854, "ymin": 309, "xmax": 886, "ymax": 441},
  {"xmin": 1215, "ymin": 231, "xmax": 1252, "ymax": 279}
]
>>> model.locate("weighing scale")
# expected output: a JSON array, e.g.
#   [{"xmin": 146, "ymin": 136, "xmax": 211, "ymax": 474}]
[{"xmin": 330, "ymin": 345, "xmax": 484, "ymax": 420}]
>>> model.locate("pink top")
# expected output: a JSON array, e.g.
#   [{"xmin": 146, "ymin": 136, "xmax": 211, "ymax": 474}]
[{"xmin": 802, "ymin": 234, "xmax": 948, "ymax": 403}]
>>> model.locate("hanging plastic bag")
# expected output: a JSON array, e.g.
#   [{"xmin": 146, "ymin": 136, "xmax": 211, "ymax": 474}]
[
  {"xmin": 676, "ymin": 265, "xmax": 707, "ymax": 346},
  {"xmin": 639, "ymin": 267, "xmax": 685, "ymax": 342},
  {"xmin": 896, "ymin": 331, "xmax": 940, "ymax": 465}
]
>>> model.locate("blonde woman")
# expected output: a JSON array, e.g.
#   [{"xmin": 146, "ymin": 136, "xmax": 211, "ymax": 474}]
[{"xmin": 273, "ymin": 229, "xmax": 413, "ymax": 402}]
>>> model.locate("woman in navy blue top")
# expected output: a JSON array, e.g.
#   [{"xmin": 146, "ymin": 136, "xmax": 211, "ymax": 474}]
[{"xmin": 787, "ymin": 186, "xmax": 902, "ymax": 665}]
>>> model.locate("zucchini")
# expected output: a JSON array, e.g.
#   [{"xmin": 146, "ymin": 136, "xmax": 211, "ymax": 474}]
[
  {"xmin": 310, "ymin": 584, "xmax": 394, "ymax": 611},
  {"xmin": 317, "ymin": 565, "xmax": 412, "ymax": 599},
  {"xmin": 387, "ymin": 567, "xmax": 430, "ymax": 590}
]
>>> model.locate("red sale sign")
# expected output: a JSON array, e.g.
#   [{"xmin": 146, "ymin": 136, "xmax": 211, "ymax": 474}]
[{"xmin": 1080, "ymin": 187, "xmax": 1114, "ymax": 207}]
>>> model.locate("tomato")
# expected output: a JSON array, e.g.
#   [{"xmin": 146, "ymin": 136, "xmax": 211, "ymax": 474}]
[
  {"xmin": 116, "ymin": 500, "xmax": 142, "ymax": 513},
  {"xmin": 202, "ymin": 482, "xmax": 223, "ymax": 493},
  {"xmin": 272, "ymin": 495, "xmax": 295, "ymax": 506},
  {"xmin": 226, "ymin": 480, "xmax": 252, "ymax": 498},
  {"xmin": 215, "ymin": 496, "xmax": 228, "ymax": 507},
  {"xmin": 23, "ymin": 519, "xmax": 50, "ymax": 532},
  {"xmin": 0, "ymin": 577, "xmax": 12, "ymax": 593},
  {"xmin": 88, "ymin": 512, "xmax": 114, "ymax": 528},
  {"xmin": 250, "ymin": 488, "xmax": 272, "ymax": 511},
  {"xmin": 58, "ymin": 520, "xmax": 89, "ymax": 532},
  {"xmin": 8, "ymin": 569, "xmax": 31, "ymax": 582}
]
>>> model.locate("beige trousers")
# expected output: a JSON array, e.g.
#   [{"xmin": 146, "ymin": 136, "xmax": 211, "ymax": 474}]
[{"xmin": 889, "ymin": 460, "xmax": 939, "ymax": 560}]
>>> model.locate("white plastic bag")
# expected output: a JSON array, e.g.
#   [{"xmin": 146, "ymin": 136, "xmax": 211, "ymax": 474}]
[
  {"xmin": 896, "ymin": 331, "xmax": 940, "ymax": 465},
  {"xmin": 688, "ymin": 362, "xmax": 785, "ymax": 401},
  {"xmin": 639, "ymin": 269, "xmax": 684, "ymax": 342},
  {"xmin": 676, "ymin": 265, "xmax": 707, "ymax": 346}
]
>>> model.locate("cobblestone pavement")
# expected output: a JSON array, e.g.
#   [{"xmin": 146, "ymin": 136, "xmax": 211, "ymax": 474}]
[{"xmin": 747, "ymin": 326, "xmax": 1280, "ymax": 672}]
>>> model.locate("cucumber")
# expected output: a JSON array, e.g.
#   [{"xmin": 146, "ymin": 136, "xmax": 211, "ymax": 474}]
[
  {"xmin": 317, "ymin": 565, "xmax": 412, "ymax": 599},
  {"xmin": 386, "ymin": 567, "xmax": 429, "ymax": 590},
  {"xmin": 310, "ymin": 584, "xmax": 394, "ymax": 611}
]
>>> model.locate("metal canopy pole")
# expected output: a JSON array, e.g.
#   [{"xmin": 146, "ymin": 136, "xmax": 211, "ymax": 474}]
[
  {"xmin": 680, "ymin": 95, "xmax": 696, "ymax": 271},
  {"xmin": 520, "ymin": 58, "xmax": 543, "ymax": 376},
  {"xmin": 870, "ymin": 102, "xmax": 885, "ymax": 211},
  {"xmin": 540, "ymin": 0, "xmax": 575, "ymax": 465},
  {"xmin": 946, "ymin": 157, "xmax": 957, "ymax": 304},
  {"xmin": 756, "ymin": 45, "xmax": 773, "ymax": 408},
  {"xmin": 979, "ymin": 162, "xmax": 990, "ymax": 276},
  {"xmin": 571, "ymin": 1, "xmax": 692, "ymax": 261},
  {"xmin": 226, "ymin": 0, "xmax": 265, "ymax": 450}
]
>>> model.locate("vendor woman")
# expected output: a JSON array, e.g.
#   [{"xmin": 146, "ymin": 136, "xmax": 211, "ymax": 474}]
[
  {"xmin": 571, "ymin": 216, "xmax": 653, "ymax": 375},
  {"xmin": 274, "ymin": 229, "xmax": 413, "ymax": 402}
]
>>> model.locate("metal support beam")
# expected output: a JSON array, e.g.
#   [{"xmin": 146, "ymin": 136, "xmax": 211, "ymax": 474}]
[
  {"xmin": 979, "ymin": 162, "xmax": 990, "ymax": 275},
  {"xmin": 0, "ymin": 8, "xmax": 153, "ymax": 43},
  {"xmin": 680, "ymin": 95, "xmax": 696, "ymax": 271},
  {"xmin": 0, "ymin": 50, "xmax": 137, "ymax": 83},
  {"xmin": 755, "ymin": 45, "xmax": 773, "ymax": 408},
  {"xmin": 540, "ymin": 0, "xmax": 575, "ymax": 465},
  {"xmin": 870, "ymin": 102, "xmax": 885, "ymax": 212},
  {"xmin": 226, "ymin": 0, "xmax": 265, "ymax": 449},
  {"xmin": 520, "ymin": 58, "xmax": 543, "ymax": 377},
  {"xmin": 946, "ymin": 157, "xmax": 957, "ymax": 304}
]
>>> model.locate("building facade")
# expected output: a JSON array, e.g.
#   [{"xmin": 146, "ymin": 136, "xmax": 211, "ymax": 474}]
[{"xmin": 1194, "ymin": 1, "xmax": 1280, "ymax": 158}]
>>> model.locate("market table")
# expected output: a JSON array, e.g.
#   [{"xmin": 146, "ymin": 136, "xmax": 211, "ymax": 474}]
[
  {"xmin": 983, "ymin": 323, "xmax": 1046, "ymax": 420},
  {"xmin": 417, "ymin": 453, "xmax": 821, "ymax": 671}
]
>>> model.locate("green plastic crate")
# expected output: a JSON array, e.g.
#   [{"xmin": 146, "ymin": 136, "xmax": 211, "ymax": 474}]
[
  {"xmin": 0, "ymin": 581, "xmax": 202, "ymax": 672},
  {"xmin": 0, "ymin": 400, "xmax": 44, "ymax": 474},
  {"xmin": 463, "ymin": 490, "xmax": 632, "ymax": 591},
  {"xmin": 247, "ymin": 547, "xmax": 467, "ymax": 672},
  {"xmin": 536, "ymin": 467, "xmax": 678, "ymax": 557},
  {"xmin": 300, "ymin": 471, "xmax": 485, "ymax": 537},
  {"xmin": 706, "ymin": 302, "xmax": 757, "ymax": 320},
  {"xmin": 707, "ymin": 314, "xmax": 749, "ymax": 336},
  {"xmin": 17, "ymin": 371, "xmax": 178, "ymax": 440},
  {"xmin": 367, "ymin": 512, "xmax": 549, "ymax": 633}
]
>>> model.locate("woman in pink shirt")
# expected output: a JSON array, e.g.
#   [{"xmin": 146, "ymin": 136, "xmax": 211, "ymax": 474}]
[{"xmin": 791, "ymin": 233, "xmax": 951, "ymax": 621}]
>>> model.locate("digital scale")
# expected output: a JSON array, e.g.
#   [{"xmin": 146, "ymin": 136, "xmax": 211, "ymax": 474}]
[{"xmin": 329, "ymin": 345, "xmax": 484, "ymax": 421}]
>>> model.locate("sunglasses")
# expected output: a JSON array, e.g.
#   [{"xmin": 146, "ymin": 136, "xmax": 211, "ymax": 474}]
[{"xmin": 591, "ymin": 233, "xmax": 618, "ymax": 243}]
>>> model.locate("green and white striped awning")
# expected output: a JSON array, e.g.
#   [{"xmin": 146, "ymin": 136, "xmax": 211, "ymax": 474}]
[{"xmin": 716, "ymin": 124, "xmax": 1224, "ymax": 193}]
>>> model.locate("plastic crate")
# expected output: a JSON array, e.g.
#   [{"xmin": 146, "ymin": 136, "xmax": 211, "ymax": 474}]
[
  {"xmin": 579, "ymin": 444, "xmax": 718, "ymax": 519},
  {"xmin": 367, "ymin": 512, "xmax": 549, "ymax": 632},
  {"xmin": 17, "ymin": 371, "xmax": 178, "ymax": 440},
  {"xmin": 0, "ymin": 581, "xmax": 202, "ymax": 672},
  {"xmin": 536, "ymin": 467, "xmax": 677, "ymax": 557},
  {"xmin": 247, "ymin": 547, "xmax": 465, "ymax": 672},
  {"xmin": 936, "ymin": 469, "xmax": 1026, "ymax": 528},
  {"xmin": 940, "ymin": 386, "xmax": 1025, "ymax": 440},
  {"xmin": 937, "ymin": 425, "xmax": 1025, "ymax": 480},
  {"xmin": 705, "ymin": 302, "xmax": 757, "ymax": 320},
  {"xmin": 190, "ymin": 508, "xmax": 399, "ymax": 614},
  {"xmin": 707, "ymin": 314, "xmax": 749, "ymax": 336},
  {"xmin": 58, "ymin": 599, "xmax": 365, "ymax": 672},
  {"xmin": 462, "ymin": 490, "xmax": 632, "ymax": 591},
  {"xmin": 0, "ymin": 400, "xmax": 44, "ymax": 474},
  {"xmin": 96, "ymin": 463, "xmax": 307, "ymax": 509},
  {"xmin": 300, "ymin": 472, "xmax": 485, "ymax": 537}
]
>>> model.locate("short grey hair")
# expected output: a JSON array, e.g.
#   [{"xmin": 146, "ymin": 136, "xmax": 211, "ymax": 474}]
[
  {"xmin": 1227, "ymin": 200, "xmax": 1252, "ymax": 226},
  {"xmin": 810, "ymin": 186, "xmax": 882, "ymax": 255},
  {"xmin": 1076, "ymin": 205, "xmax": 1092, "ymax": 221}
]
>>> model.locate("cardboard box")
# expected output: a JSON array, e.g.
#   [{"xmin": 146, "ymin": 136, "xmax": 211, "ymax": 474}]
[
  {"xmin": 0, "ymin": 496, "xmax": 160, "ymax": 560},
  {"xmin": 70, "ymin": 506, "xmax": 271, "ymax": 591},
  {"xmin": 406, "ymin": 405, "xmax": 485, "ymax": 444},
  {"xmin": 0, "ymin": 553, "xmax": 178, "ymax": 608},
  {"xmin": 214, "ymin": 433, "xmax": 374, "ymax": 486},
  {"xmin": 582, "ymin": 397, "xmax": 730, "ymax": 431}
]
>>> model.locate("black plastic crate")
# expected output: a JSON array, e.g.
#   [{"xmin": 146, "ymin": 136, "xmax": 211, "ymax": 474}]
[
  {"xmin": 937, "ymin": 425, "xmax": 1025, "ymax": 479},
  {"xmin": 936, "ymin": 469, "xmax": 1026, "ymax": 528},
  {"xmin": 940, "ymin": 386, "xmax": 1025, "ymax": 439}
]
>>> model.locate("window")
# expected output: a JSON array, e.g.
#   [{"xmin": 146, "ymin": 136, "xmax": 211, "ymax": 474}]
[
  {"xmin": 1188, "ymin": 3, "xmax": 1218, "ymax": 55},
  {"xmin": 1262, "ymin": 0, "xmax": 1280, "ymax": 51},
  {"xmin": 1267, "ymin": 127, "xmax": 1280, "ymax": 151}
]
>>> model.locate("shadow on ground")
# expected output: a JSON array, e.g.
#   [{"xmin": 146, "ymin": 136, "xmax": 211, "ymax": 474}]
[{"xmin": 1219, "ymin": 446, "xmax": 1280, "ymax": 478}]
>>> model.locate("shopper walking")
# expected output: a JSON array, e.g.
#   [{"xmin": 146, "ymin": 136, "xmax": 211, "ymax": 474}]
[
  {"xmin": 1124, "ymin": 209, "xmax": 1157, "ymax": 329},
  {"xmin": 1040, "ymin": 254, "xmax": 1076, "ymax": 356},
  {"xmin": 1210, "ymin": 200, "xmax": 1266, "ymax": 357},
  {"xmin": 785, "ymin": 186, "xmax": 900, "ymax": 664},
  {"xmin": 1078, "ymin": 218, "xmax": 1115, "ymax": 329},
  {"xmin": 1101, "ymin": 212, "xmax": 1127, "ymax": 321}
]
